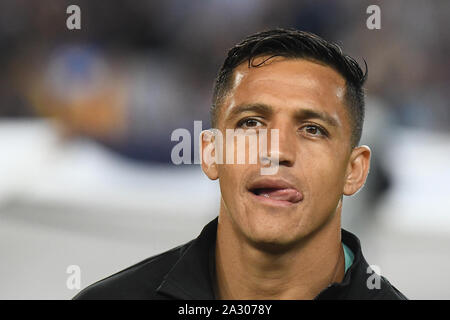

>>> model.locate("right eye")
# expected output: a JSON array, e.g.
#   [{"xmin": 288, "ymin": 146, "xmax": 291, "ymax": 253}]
[{"xmin": 237, "ymin": 118, "xmax": 264, "ymax": 129}]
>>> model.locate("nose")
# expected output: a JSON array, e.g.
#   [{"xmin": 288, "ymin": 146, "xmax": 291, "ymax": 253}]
[{"xmin": 267, "ymin": 121, "xmax": 296, "ymax": 167}]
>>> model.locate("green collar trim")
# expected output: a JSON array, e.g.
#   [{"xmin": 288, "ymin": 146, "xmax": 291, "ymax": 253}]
[{"xmin": 343, "ymin": 242, "xmax": 354, "ymax": 274}]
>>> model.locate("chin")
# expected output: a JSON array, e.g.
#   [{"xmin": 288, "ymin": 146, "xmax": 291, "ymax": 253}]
[
  {"xmin": 249, "ymin": 234, "xmax": 299, "ymax": 253},
  {"xmin": 245, "ymin": 221, "xmax": 302, "ymax": 251}
]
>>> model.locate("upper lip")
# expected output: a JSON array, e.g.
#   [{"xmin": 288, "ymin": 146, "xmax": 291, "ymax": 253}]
[{"xmin": 247, "ymin": 177, "xmax": 300, "ymax": 193}]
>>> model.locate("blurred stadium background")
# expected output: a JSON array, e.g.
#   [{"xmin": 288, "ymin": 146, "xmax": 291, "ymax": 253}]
[{"xmin": 0, "ymin": 0, "xmax": 449, "ymax": 299}]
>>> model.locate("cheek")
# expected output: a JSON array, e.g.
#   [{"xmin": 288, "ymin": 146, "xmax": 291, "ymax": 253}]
[
  {"xmin": 300, "ymin": 149, "xmax": 347, "ymax": 203},
  {"xmin": 217, "ymin": 165, "xmax": 246, "ymax": 206}
]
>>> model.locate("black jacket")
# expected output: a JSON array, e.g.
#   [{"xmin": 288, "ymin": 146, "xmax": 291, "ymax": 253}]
[{"xmin": 74, "ymin": 217, "xmax": 407, "ymax": 300}]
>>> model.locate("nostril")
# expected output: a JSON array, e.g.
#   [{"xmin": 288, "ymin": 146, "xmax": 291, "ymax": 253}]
[{"xmin": 278, "ymin": 159, "xmax": 293, "ymax": 167}]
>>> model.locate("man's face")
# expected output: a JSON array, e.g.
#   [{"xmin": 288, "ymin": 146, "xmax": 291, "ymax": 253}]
[{"xmin": 209, "ymin": 57, "xmax": 357, "ymax": 248}]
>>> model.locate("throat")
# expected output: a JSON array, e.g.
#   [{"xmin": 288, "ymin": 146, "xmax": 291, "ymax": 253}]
[{"xmin": 215, "ymin": 201, "xmax": 345, "ymax": 300}]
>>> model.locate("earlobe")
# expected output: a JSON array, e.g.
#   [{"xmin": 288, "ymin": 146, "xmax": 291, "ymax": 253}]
[
  {"xmin": 201, "ymin": 130, "xmax": 219, "ymax": 180},
  {"xmin": 343, "ymin": 145, "xmax": 371, "ymax": 196}
]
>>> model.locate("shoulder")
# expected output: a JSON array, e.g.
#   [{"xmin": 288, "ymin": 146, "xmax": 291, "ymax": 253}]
[
  {"xmin": 340, "ymin": 228, "xmax": 408, "ymax": 300},
  {"xmin": 72, "ymin": 240, "xmax": 193, "ymax": 300},
  {"xmin": 370, "ymin": 276, "xmax": 408, "ymax": 300}
]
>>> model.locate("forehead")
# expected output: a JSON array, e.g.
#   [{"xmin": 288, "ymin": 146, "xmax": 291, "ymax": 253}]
[{"xmin": 222, "ymin": 57, "xmax": 348, "ymax": 124}]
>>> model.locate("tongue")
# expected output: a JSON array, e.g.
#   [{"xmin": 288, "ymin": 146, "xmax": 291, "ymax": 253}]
[{"xmin": 257, "ymin": 188, "xmax": 302, "ymax": 203}]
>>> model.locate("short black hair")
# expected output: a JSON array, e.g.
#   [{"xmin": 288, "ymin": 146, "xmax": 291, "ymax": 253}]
[{"xmin": 211, "ymin": 28, "xmax": 367, "ymax": 148}]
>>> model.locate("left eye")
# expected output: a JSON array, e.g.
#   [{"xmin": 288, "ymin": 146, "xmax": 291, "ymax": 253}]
[{"xmin": 301, "ymin": 125, "xmax": 326, "ymax": 136}]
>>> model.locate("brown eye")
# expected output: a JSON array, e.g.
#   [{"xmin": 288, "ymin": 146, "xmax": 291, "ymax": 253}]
[
  {"xmin": 301, "ymin": 125, "xmax": 326, "ymax": 137},
  {"xmin": 238, "ymin": 118, "xmax": 263, "ymax": 128}
]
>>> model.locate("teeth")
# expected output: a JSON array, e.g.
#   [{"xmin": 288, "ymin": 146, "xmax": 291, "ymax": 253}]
[{"xmin": 262, "ymin": 193, "xmax": 269, "ymax": 198}]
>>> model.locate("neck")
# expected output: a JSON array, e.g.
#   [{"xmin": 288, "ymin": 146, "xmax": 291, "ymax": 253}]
[{"xmin": 214, "ymin": 202, "xmax": 345, "ymax": 300}]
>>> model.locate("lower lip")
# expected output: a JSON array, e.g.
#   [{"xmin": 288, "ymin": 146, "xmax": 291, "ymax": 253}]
[{"xmin": 248, "ymin": 191, "xmax": 301, "ymax": 207}]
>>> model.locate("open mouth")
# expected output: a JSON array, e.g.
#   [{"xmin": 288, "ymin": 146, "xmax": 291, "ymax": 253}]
[{"xmin": 248, "ymin": 185, "xmax": 303, "ymax": 206}]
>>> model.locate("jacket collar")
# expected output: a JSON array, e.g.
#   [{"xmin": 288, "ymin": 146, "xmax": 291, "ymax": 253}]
[
  {"xmin": 313, "ymin": 228, "xmax": 372, "ymax": 299},
  {"xmin": 157, "ymin": 217, "xmax": 371, "ymax": 300},
  {"xmin": 156, "ymin": 217, "xmax": 218, "ymax": 299}
]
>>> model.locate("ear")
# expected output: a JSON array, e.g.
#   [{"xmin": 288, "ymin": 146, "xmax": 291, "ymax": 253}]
[
  {"xmin": 343, "ymin": 145, "xmax": 371, "ymax": 196},
  {"xmin": 200, "ymin": 129, "xmax": 219, "ymax": 180}
]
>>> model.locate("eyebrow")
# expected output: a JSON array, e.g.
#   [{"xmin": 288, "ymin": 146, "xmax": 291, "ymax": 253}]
[
  {"xmin": 226, "ymin": 103, "xmax": 273, "ymax": 121},
  {"xmin": 295, "ymin": 108, "xmax": 339, "ymax": 127},
  {"xmin": 226, "ymin": 103, "xmax": 339, "ymax": 127}
]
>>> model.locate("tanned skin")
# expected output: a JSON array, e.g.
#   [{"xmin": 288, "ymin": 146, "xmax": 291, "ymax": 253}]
[{"xmin": 201, "ymin": 57, "xmax": 371, "ymax": 299}]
